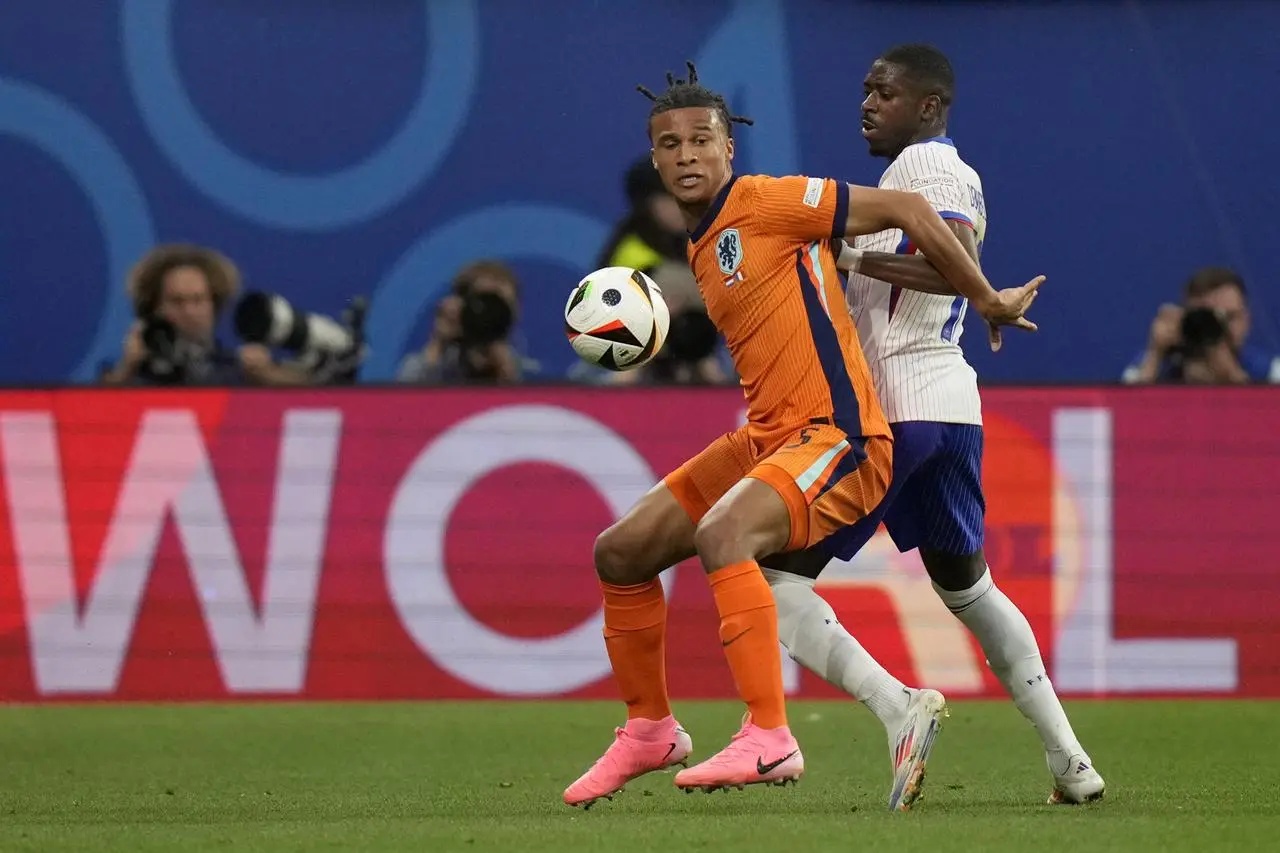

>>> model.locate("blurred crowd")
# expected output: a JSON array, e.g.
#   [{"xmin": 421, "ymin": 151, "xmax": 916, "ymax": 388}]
[{"xmin": 96, "ymin": 158, "xmax": 1276, "ymax": 389}]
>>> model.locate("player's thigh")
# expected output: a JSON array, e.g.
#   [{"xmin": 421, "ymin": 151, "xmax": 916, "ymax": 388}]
[
  {"xmin": 883, "ymin": 424, "xmax": 987, "ymax": 585},
  {"xmin": 694, "ymin": 476, "xmax": 795, "ymax": 571},
  {"xmin": 747, "ymin": 423, "xmax": 893, "ymax": 553},
  {"xmin": 595, "ymin": 428, "xmax": 754, "ymax": 585}
]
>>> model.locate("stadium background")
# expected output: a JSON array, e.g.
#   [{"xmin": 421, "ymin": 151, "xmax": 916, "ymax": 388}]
[
  {"xmin": 2, "ymin": 0, "xmax": 1276, "ymax": 384},
  {"xmin": 1, "ymin": 4, "xmax": 1278, "ymax": 848}
]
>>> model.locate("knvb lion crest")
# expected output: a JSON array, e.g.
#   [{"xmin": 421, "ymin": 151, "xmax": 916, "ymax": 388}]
[{"xmin": 716, "ymin": 228, "xmax": 743, "ymax": 277}]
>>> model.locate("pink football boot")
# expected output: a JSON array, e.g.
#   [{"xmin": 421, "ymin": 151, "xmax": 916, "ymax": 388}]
[{"xmin": 563, "ymin": 716, "xmax": 693, "ymax": 808}]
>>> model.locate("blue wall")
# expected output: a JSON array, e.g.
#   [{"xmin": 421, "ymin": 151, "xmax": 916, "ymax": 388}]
[{"xmin": 1, "ymin": 0, "xmax": 1275, "ymax": 384}]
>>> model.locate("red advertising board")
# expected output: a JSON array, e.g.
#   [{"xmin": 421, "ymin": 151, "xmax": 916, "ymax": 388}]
[{"xmin": 0, "ymin": 386, "xmax": 1274, "ymax": 702}]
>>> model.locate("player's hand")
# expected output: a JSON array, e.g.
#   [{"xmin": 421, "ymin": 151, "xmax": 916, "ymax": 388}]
[
  {"xmin": 1147, "ymin": 303, "xmax": 1183, "ymax": 354},
  {"xmin": 978, "ymin": 276, "xmax": 1044, "ymax": 352}
]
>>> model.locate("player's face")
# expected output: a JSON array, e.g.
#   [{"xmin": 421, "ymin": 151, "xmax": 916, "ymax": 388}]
[
  {"xmin": 649, "ymin": 108, "xmax": 735, "ymax": 215},
  {"xmin": 861, "ymin": 61, "xmax": 932, "ymax": 158}
]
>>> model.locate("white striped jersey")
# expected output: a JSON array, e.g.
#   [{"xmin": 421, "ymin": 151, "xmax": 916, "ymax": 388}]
[{"xmin": 846, "ymin": 137, "xmax": 987, "ymax": 425}]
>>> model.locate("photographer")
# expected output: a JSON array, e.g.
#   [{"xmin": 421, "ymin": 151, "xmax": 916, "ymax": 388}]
[
  {"xmin": 102, "ymin": 244, "xmax": 310, "ymax": 387},
  {"xmin": 1123, "ymin": 267, "xmax": 1279, "ymax": 385},
  {"xmin": 396, "ymin": 260, "xmax": 530, "ymax": 385}
]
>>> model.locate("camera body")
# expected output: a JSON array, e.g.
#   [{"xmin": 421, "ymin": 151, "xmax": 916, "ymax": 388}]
[
  {"xmin": 135, "ymin": 315, "xmax": 233, "ymax": 385},
  {"xmin": 457, "ymin": 289, "xmax": 514, "ymax": 349},
  {"xmin": 1178, "ymin": 306, "xmax": 1228, "ymax": 357}
]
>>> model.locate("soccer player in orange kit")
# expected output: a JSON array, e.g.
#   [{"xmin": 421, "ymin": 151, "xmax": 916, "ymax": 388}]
[{"xmin": 563, "ymin": 63, "xmax": 1041, "ymax": 808}]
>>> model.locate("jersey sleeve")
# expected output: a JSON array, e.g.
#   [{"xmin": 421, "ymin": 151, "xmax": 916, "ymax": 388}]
[
  {"xmin": 893, "ymin": 146, "xmax": 973, "ymax": 229},
  {"xmin": 750, "ymin": 176, "xmax": 849, "ymax": 242}
]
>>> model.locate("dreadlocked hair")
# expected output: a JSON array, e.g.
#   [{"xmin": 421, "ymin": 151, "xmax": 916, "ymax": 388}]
[{"xmin": 637, "ymin": 61, "xmax": 753, "ymax": 136}]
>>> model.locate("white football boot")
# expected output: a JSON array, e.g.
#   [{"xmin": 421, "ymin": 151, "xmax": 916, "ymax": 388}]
[
  {"xmin": 887, "ymin": 688, "xmax": 948, "ymax": 811},
  {"xmin": 1047, "ymin": 752, "xmax": 1106, "ymax": 805}
]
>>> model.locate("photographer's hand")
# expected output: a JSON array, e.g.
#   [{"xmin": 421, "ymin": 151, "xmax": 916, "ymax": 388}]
[
  {"xmin": 1204, "ymin": 341, "xmax": 1250, "ymax": 384},
  {"xmin": 1129, "ymin": 304, "xmax": 1183, "ymax": 384},
  {"xmin": 1148, "ymin": 304, "xmax": 1183, "ymax": 354},
  {"xmin": 101, "ymin": 322, "xmax": 147, "ymax": 385},
  {"xmin": 488, "ymin": 341, "xmax": 521, "ymax": 384},
  {"xmin": 240, "ymin": 344, "xmax": 311, "ymax": 386}
]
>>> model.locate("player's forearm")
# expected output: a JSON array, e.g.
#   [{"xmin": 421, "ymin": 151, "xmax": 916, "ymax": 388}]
[
  {"xmin": 893, "ymin": 195, "xmax": 999, "ymax": 311},
  {"xmin": 839, "ymin": 247, "xmax": 957, "ymax": 296}
]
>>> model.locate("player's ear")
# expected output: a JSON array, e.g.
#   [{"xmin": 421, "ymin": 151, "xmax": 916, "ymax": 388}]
[
  {"xmin": 726, "ymin": 136, "xmax": 735, "ymax": 160},
  {"xmin": 650, "ymin": 148, "xmax": 657, "ymax": 170},
  {"xmin": 921, "ymin": 94, "xmax": 942, "ymax": 122}
]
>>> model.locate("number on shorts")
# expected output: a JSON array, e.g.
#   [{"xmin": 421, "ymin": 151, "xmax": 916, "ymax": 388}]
[{"xmin": 785, "ymin": 426, "xmax": 819, "ymax": 448}]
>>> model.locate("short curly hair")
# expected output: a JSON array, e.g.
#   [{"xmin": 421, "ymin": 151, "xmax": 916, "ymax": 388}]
[{"xmin": 127, "ymin": 244, "xmax": 241, "ymax": 318}]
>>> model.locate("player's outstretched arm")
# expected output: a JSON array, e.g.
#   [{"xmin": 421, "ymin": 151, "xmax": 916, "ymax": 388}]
[
  {"xmin": 841, "ymin": 185, "xmax": 1039, "ymax": 330},
  {"xmin": 836, "ymin": 244, "xmax": 954, "ymax": 295}
]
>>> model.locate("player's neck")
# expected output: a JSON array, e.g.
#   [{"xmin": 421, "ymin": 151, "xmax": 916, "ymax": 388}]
[
  {"xmin": 679, "ymin": 172, "xmax": 734, "ymax": 233},
  {"xmin": 906, "ymin": 122, "xmax": 948, "ymax": 149}
]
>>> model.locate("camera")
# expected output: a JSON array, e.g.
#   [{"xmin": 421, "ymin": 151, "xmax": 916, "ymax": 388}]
[
  {"xmin": 452, "ymin": 290, "xmax": 515, "ymax": 381},
  {"xmin": 1179, "ymin": 307, "xmax": 1228, "ymax": 356},
  {"xmin": 458, "ymin": 289, "xmax": 514, "ymax": 348},
  {"xmin": 137, "ymin": 315, "xmax": 229, "ymax": 385},
  {"xmin": 137, "ymin": 316, "xmax": 187, "ymax": 383},
  {"xmin": 233, "ymin": 291, "xmax": 368, "ymax": 384}
]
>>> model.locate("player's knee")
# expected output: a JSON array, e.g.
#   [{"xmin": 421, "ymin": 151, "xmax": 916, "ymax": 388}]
[
  {"xmin": 593, "ymin": 522, "xmax": 647, "ymax": 586},
  {"xmin": 693, "ymin": 508, "xmax": 736, "ymax": 572},
  {"xmin": 921, "ymin": 548, "xmax": 987, "ymax": 591},
  {"xmin": 693, "ymin": 504, "xmax": 769, "ymax": 573}
]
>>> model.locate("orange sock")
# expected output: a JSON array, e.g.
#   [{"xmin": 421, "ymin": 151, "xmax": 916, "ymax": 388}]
[
  {"xmin": 708, "ymin": 561, "xmax": 788, "ymax": 730},
  {"xmin": 601, "ymin": 579, "xmax": 671, "ymax": 721}
]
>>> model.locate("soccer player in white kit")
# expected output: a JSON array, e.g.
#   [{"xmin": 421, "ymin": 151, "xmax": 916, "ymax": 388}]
[{"xmin": 761, "ymin": 44, "xmax": 1106, "ymax": 806}]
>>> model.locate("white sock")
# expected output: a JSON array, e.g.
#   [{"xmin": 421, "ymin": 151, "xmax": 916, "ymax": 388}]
[
  {"xmin": 934, "ymin": 568, "xmax": 1084, "ymax": 764},
  {"xmin": 762, "ymin": 568, "xmax": 911, "ymax": 727}
]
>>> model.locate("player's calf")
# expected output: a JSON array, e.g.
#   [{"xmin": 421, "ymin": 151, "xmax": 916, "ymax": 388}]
[{"xmin": 926, "ymin": 555, "xmax": 1106, "ymax": 805}]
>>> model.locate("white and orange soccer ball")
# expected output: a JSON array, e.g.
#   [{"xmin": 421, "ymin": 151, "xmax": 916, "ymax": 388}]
[{"xmin": 564, "ymin": 266, "xmax": 670, "ymax": 371}]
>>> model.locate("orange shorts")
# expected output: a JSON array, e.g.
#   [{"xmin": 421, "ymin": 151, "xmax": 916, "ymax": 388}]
[{"xmin": 664, "ymin": 422, "xmax": 892, "ymax": 552}]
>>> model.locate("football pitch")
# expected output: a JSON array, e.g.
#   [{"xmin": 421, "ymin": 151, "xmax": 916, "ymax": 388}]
[{"xmin": 1, "ymin": 699, "xmax": 1275, "ymax": 852}]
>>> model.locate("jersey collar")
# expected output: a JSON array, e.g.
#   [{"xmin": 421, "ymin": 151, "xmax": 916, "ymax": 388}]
[{"xmin": 688, "ymin": 174, "xmax": 738, "ymax": 244}]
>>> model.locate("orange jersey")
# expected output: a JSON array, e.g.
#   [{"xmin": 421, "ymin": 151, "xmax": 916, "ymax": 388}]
[{"xmin": 687, "ymin": 174, "xmax": 890, "ymax": 447}]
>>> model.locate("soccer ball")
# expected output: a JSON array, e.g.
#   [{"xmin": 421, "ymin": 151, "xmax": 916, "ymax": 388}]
[{"xmin": 564, "ymin": 267, "xmax": 670, "ymax": 371}]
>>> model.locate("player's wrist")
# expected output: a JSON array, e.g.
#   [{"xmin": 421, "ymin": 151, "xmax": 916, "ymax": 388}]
[
  {"xmin": 972, "ymin": 289, "xmax": 1002, "ymax": 317},
  {"xmin": 837, "ymin": 244, "xmax": 864, "ymax": 273}
]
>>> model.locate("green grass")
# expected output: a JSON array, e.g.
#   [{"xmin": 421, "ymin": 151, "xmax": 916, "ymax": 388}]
[{"xmin": 0, "ymin": 700, "xmax": 1276, "ymax": 851}]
